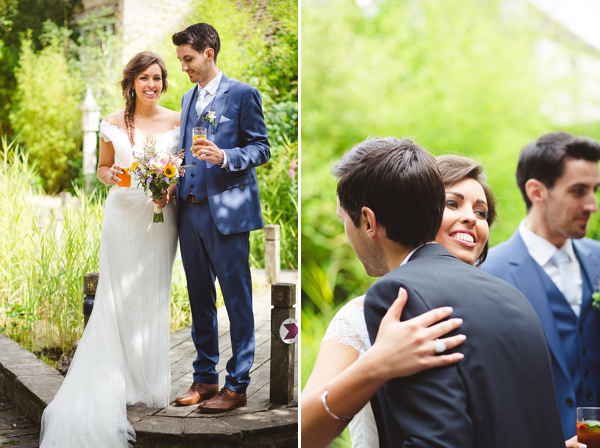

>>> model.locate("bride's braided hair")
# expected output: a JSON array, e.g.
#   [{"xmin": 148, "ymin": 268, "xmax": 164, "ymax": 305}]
[{"xmin": 118, "ymin": 51, "xmax": 169, "ymax": 146}]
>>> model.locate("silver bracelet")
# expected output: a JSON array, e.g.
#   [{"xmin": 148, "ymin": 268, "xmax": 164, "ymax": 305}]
[{"xmin": 321, "ymin": 388, "xmax": 352, "ymax": 422}]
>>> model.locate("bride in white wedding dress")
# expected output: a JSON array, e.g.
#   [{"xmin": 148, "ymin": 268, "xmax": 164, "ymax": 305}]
[{"xmin": 40, "ymin": 51, "xmax": 180, "ymax": 448}]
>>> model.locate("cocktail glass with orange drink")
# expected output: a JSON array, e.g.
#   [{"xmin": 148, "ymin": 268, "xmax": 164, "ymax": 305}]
[
  {"xmin": 117, "ymin": 166, "xmax": 131, "ymax": 187},
  {"xmin": 192, "ymin": 127, "xmax": 207, "ymax": 157},
  {"xmin": 577, "ymin": 407, "xmax": 600, "ymax": 448}
]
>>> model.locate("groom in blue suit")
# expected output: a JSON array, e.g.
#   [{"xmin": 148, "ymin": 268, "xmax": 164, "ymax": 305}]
[
  {"xmin": 481, "ymin": 132, "xmax": 600, "ymax": 438},
  {"xmin": 171, "ymin": 23, "xmax": 270, "ymax": 412}
]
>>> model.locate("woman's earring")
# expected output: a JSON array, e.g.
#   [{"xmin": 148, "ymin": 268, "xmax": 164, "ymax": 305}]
[{"xmin": 131, "ymin": 90, "xmax": 135, "ymax": 98}]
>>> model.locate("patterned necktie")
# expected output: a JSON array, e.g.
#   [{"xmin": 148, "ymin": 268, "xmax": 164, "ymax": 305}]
[
  {"xmin": 195, "ymin": 87, "xmax": 206, "ymax": 119},
  {"xmin": 553, "ymin": 249, "xmax": 580, "ymax": 316}
]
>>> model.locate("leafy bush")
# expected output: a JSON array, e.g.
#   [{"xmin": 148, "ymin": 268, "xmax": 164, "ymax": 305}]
[
  {"xmin": 9, "ymin": 27, "xmax": 83, "ymax": 193},
  {"xmin": 0, "ymin": 0, "xmax": 78, "ymax": 137},
  {"xmin": 265, "ymin": 100, "xmax": 298, "ymax": 145},
  {"xmin": 250, "ymin": 138, "xmax": 298, "ymax": 269}
]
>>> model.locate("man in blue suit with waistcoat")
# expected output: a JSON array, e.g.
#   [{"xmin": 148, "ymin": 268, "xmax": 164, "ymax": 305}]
[
  {"xmin": 171, "ymin": 23, "xmax": 270, "ymax": 413},
  {"xmin": 481, "ymin": 132, "xmax": 600, "ymax": 438}
]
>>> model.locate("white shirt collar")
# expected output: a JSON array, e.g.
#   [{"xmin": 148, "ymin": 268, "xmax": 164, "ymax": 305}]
[
  {"xmin": 199, "ymin": 70, "xmax": 222, "ymax": 96},
  {"xmin": 518, "ymin": 220, "xmax": 577, "ymax": 266},
  {"xmin": 401, "ymin": 242, "xmax": 437, "ymax": 266}
]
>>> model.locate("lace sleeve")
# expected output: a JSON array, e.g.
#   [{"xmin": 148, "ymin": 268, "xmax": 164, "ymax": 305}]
[
  {"xmin": 99, "ymin": 119, "xmax": 113, "ymax": 143},
  {"xmin": 323, "ymin": 299, "xmax": 370, "ymax": 356}
]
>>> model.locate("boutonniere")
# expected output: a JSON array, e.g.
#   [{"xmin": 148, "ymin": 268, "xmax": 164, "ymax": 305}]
[
  {"xmin": 593, "ymin": 276, "xmax": 600, "ymax": 310},
  {"xmin": 202, "ymin": 108, "xmax": 217, "ymax": 133}
]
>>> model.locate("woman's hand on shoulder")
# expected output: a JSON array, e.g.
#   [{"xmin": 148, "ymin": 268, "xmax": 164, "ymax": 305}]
[{"xmin": 365, "ymin": 287, "xmax": 466, "ymax": 381}]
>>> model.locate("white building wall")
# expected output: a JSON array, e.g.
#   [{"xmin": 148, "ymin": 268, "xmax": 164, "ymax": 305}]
[{"xmin": 121, "ymin": 0, "xmax": 193, "ymax": 63}]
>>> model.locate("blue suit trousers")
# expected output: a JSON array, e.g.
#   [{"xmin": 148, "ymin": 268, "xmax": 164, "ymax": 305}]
[{"xmin": 178, "ymin": 200, "xmax": 254, "ymax": 393}]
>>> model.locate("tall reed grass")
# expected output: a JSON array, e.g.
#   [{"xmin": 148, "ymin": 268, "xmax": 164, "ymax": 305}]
[
  {"xmin": 0, "ymin": 138, "xmax": 197, "ymax": 351},
  {"xmin": 0, "ymin": 137, "xmax": 101, "ymax": 351}
]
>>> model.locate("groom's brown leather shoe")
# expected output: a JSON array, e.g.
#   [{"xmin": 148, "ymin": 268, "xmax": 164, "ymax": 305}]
[
  {"xmin": 197, "ymin": 387, "xmax": 247, "ymax": 413},
  {"xmin": 174, "ymin": 382, "xmax": 218, "ymax": 406}
]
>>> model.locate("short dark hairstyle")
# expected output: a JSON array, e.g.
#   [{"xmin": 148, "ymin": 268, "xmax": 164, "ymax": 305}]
[
  {"xmin": 172, "ymin": 23, "xmax": 221, "ymax": 63},
  {"xmin": 332, "ymin": 137, "xmax": 445, "ymax": 249},
  {"xmin": 437, "ymin": 155, "xmax": 496, "ymax": 265},
  {"xmin": 517, "ymin": 132, "xmax": 600, "ymax": 210}
]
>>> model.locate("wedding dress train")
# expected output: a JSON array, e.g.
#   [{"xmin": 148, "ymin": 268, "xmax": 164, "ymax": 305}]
[{"xmin": 40, "ymin": 121, "xmax": 180, "ymax": 447}]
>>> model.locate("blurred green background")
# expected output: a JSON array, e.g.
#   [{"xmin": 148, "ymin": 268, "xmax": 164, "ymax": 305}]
[{"xmin": 301, "ymin": 0, "xmax": 600, "ymax": 445}]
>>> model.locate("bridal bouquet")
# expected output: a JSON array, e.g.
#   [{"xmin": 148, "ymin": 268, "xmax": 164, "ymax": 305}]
[{"xmin": 132, "ymin": 139, "xmax": 186, "ymax": 223}]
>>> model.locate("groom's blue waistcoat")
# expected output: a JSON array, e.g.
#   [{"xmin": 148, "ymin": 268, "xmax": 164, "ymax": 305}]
[
  {"xmin": 481, "ymin": 232, "xmax": 600, "ymax": 439},
  {"xmin": 179, "ymin": 86, "xmax": 208, "ymax": 201}
]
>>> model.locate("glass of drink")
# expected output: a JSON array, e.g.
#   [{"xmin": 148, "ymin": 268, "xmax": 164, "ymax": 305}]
[
  {"xmin": 577, "ymin": 407, "xmax": 600, "ymax": 448},
  {"xmin": 192, "ymin": 127, "xmax": 207, "ymax": 157},
  {"xmin": 117, "ymin": 166, "xmax": 131, "ymax": 188}
]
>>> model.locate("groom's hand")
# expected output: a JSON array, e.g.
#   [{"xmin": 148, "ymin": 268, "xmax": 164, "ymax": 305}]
[{"xmin": 192, "ymin": 139, "xmax": 224, "ymax": 165}]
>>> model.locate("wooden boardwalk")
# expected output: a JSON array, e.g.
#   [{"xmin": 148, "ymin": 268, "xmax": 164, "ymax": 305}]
[
  {"xmin": 0, "ymin": 269, "xmax": 298, "ymax": 448},
  {"xmin": 128, "ymin": 268, "xmax": 298, "ymax": 447}
]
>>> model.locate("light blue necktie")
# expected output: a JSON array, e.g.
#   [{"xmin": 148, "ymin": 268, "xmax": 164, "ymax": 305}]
[
  {"xmin": 195, "ymin": 87, "xmax": 206, "ymax": 119},
  {"xmin": 553, "ymin": 249, "xmax": 580, "ymax": 316}
]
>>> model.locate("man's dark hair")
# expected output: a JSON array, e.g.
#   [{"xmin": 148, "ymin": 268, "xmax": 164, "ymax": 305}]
[
  {"xmin": 332, "ymin": 137, "xmax": 445, "ymax": 249},
  {"xmin": 517, "ymin": 132, "xmax": 600, "ymax": 210},
  {"xmin": 172, "ymin": 23, "xmax": 221, "ymax": 63}
]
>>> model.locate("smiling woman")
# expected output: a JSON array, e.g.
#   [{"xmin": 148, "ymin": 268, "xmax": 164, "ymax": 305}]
[
  {"xmin": 435, "ymin": 155, "xmax": 497, "ymax": 266},
  {"xmin": 39, "ymin": 50, "xmax": 181, "ymax": 448}
]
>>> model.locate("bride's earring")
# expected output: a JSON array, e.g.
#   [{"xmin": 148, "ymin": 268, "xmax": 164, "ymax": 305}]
[{"xmin": 131, "ymin": 90, "xmax": 135, "ymax": 98}]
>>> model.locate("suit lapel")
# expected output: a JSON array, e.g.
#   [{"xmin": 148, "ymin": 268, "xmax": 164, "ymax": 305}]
[
  {"xmin": 179, "ymin": 86, "xmax": 197, "ymax": 151},
  {"xmin": 574, "ymin": 239, "xmax": 600, "ymax": 309},
  {"xmin": 506, "ymin": 232, "xmax": 572, "ymax": 382},
  {"xmin": 210, "ymin": 74, "xmax": 230, "ymax": 138}
]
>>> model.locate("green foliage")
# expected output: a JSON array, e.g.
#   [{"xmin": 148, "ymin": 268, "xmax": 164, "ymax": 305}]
[
  {"xmin": 0, "ymin": 0, "xmax": 77, "ymax": 136},
  {"xmin": 265, "ymin": 100, "xmax": 298, "ymax": 145},
  {"xmin": 301, "ymin": 1, "xmax": 600, "ymax": 444},
  {"xmin": 0, "ymin": 136, "xmax": 100, "ymax": 350},
  {"xmin": 9, "ymin": 27, "xmax": 83, "ymax": 193},
  {"xmin": 250, "ymin": 136, "xmax": 298, "ymax": 269}
]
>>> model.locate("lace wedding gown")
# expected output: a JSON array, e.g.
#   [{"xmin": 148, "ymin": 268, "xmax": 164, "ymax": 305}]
[
  {"xmin": 323, "ymin": 296, "xmax": 379, "ymax": 448},
  {"xmin": 40, "ymin": 120, "xmax": 180, "ymax": 448}
]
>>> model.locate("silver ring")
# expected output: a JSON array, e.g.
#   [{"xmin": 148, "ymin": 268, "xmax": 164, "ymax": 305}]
[
  {"xmin": 109, "ymin": 173, "xmax": 113, "ymax": 179},
  {"xmin": 434, "ymin": 339, "xmax": 446, "ymax": 354}
]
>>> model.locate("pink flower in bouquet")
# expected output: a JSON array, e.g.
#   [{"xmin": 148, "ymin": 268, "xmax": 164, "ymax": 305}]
[{"xmin": 132, "ymin": 139, "xmax": 186, "ymax": 223}]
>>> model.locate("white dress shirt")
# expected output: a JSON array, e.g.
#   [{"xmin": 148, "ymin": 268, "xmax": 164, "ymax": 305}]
[
  {"xmin": 519, "ymin": 220, "xmax": 583, "ymax": 315},
  {"xmin": 196, "ymin": 70, "xmax": 223, "ymax": 116}
]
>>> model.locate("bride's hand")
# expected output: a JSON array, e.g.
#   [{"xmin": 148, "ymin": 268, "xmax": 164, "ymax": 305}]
[
  {"xmin": 107, "ymin": 163, "xmax": 123, "ymax": 183},
  {"xmin": 152, "ymin": 191, "xmax": 168, "ymax": 210},
  {"xmin": 366, "ymin": 287, "xmax": 465, "ymax": 381}
]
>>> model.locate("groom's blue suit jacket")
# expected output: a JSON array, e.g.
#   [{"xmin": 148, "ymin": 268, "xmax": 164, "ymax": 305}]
[
  {"xmin": 176, "ymin": 73, "xmax": 270, "ymax": 235},
  {"xmin": 365, "ymin": 243, "xmax": 565, "ymax": 448},
  {"xmin": 481, "ymin": 232, "xmax": 600, "ymax": 439}
]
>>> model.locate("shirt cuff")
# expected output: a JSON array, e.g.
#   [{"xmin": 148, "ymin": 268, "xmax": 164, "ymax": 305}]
[{"xmin": 220, "ymin": 150, "xmax": 228, "ymax": 169}]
